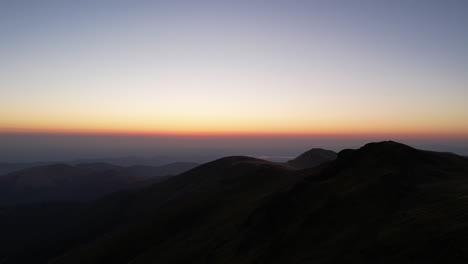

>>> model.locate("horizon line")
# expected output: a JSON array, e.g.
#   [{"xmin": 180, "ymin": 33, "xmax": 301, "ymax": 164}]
[{"xmin": 1, "ymin": 128, "xmax": 467, "ymax": 140}]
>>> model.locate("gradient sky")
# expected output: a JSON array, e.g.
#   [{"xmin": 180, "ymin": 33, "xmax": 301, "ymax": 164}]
[{"xmin": 1, "ymin": 0, "xmax": 467, "ymax": 161}]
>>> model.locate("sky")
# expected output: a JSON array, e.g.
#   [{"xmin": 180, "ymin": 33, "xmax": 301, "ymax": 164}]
[{"xmin": 0, "ymin": 0, "xmax": 467, "ymax": 161}]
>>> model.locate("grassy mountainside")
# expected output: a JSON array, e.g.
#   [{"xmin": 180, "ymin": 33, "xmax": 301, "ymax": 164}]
[
  {"xmin": 2, "ymin": 141, "xmax": 468, "ymax": 264},
  {"xmin": 0, "ymin": 157, "xmax": 300, "ymax": 264},
  {"xmin": 237, "ymin": 141, "xmax": 468, "ymax": 263},
  {"xmin": 51, "ymin": 141, "xmax": 468, "ymax": 264}
]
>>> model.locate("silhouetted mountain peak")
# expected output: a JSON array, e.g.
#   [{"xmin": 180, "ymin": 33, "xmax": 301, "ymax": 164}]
[
  {"xmin": 361, "ymin": 140, "xmax": 415, "ymax": 153},
  {"xmin": 215, "ymin": 156, "xmax": 264, "ymax": 163},
  {"xmin": 337, "ymin": 141, "xmax": 418, "ymax": 165},
  {"xmin": 326, "ymin": 141, "xmax": 468, "ymax": 185},
  {"xmin": 160, "ymin": 156, "xmax": 292, "ymax": 189},
  {"xmin": 196, "ymin": 156, "xmax": 281, "ymax": 171},
  {"xmin": 287, "ymin": 148, "xmax": 337, "ymax": 168}
]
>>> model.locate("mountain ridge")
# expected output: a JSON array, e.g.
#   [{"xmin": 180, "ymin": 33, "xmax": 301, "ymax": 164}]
[{"xmin": 1, "ymin": 141, "xmax": 468, "ymax": 264}]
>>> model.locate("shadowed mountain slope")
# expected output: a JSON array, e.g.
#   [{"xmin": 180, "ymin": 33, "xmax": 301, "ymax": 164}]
[
  {"xmin": 231, "ymin": 141, "xmax": 468, "ymax": 264},
  {"xmin": 2, "ymin": 141, "xmax": 468, "ymax": 264},
  {"xmin": 50, "ymin": 141, "xmax": 468, "ymax": 264},
  {"xmin": 287, "ymin": 148, "xmax": 337, "ymax": 168},
  {"xmin": 0, "ymin": 157, "xmax": 301, "ymax": 264}
]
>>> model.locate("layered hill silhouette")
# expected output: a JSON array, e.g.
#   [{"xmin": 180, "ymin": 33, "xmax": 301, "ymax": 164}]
[
  {"xmin": 1, "ymin": 141, "xmax": 468, "ymax": 264},
  {"xmin": 0, "ymin": 161, "xmax": 53, "ymax": 175},
  {"xmin": 0, "ymin": 157, "xmax": 201, "ymax": 175},
  {"xmin": 0, "ymin": 162, "xmax": 198, "ymax": 206}
]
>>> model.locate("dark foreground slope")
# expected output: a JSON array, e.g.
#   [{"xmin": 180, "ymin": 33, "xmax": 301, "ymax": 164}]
[
  {"xmin": 237, "ymin": 141, "xmax": 468, "ymax": 264},
  {"xmin": 49, "ymin": 157, "xmax": 303, "ymax": 264},
  {"xmin": 0, "ymin": 157, "xmax": 300, "ymax": 264},
  {"xmin": 49, "ymin": 141, "xmax": 468, "ymax": 264}
]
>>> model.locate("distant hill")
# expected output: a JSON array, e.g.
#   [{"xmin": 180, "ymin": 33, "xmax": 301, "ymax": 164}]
[
  {"xmin": 67, "ymin": 156, "xmax": 178, "ymax": 167},
  {"xmin": 0, "ymin": 161, "xmax": 53, "ymax": 175},
  {"xmin": 0, "ymin": 162, "xmax": 198, "ymax": 206},
  {"xmin": 2, "ymin": 141, "xmax": 468, "ymax": 264},
  {"xmin": 287, "ymin": 148, "xmax": 337, "ymax": 168},
  {"xmin": 0, "ymin": 157, "xmax": 200, "ymax": 175}
]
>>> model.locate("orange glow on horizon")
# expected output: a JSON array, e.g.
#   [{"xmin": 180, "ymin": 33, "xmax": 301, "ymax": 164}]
[
  {"xmin": 1, "ymin": 125, "xmax": 467, "ymax": 140},
  {"xmin": 2, "ymin": 105, "xmax": 467, "ymax": 140}
]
